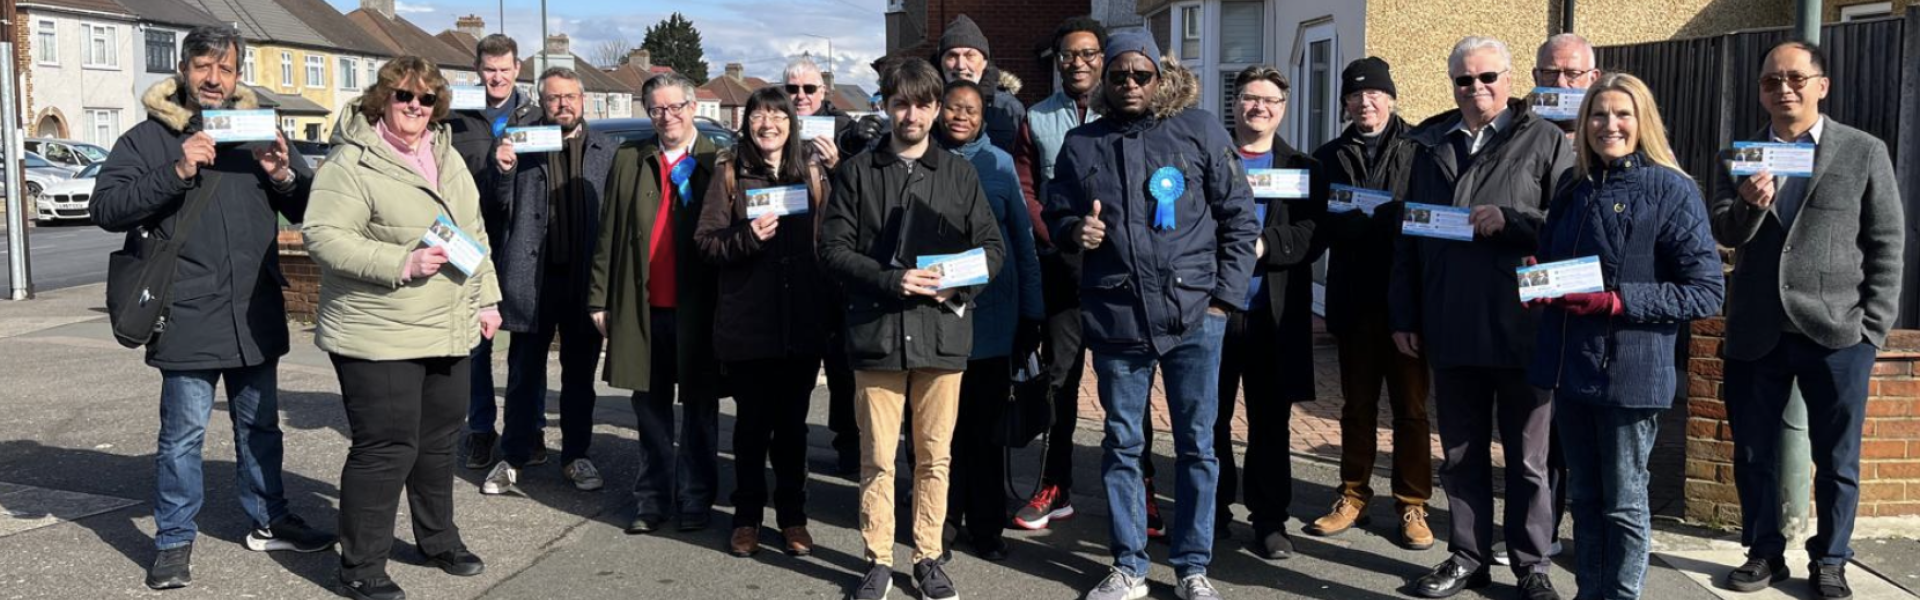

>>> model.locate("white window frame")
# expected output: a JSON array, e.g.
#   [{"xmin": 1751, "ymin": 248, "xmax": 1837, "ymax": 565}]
[
  {"xmin": 1213, "ymin": 1, "xmax": 1268, "ymax": 129},
  {"xmin": 1289, "ymin": 20, "xmax": 1339, "ymax": 153},
  {"xmin": 1840, "ymin": 2, "xmax": 1894, "ymax": 20},
  {"xmin": 280, "ymin": 51, "xmax": 293, "ymax": 89},
  {"xmin": 243, "ymin": 48, "xmax": 256, "ymax": 84},
  {"xmin": 281, "ymin": 117, "xmax": 297, "ymax": 138},
  {"xmin": 85, "ymin": 108, "xmax": 120, "ymax": 146},
  {"xmin": 339, "ymin": 57, "xmax": 358, "ymax": 90},
  {"xmin": 1174, "ymin": 3, "xmax": 1202, "ymax": 62},
  {"xmin": 84, "ymin": 23, "xmax": 118, "ymax": 69},
  {"xmin": 305, "ymin": 55, "xmax": 324, "ymax": 88},
  {"xmin": 36, "ymin": 20, "xmax": 57, "ymax": 66}
]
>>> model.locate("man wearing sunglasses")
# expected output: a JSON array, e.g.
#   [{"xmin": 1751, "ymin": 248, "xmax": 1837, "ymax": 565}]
[
  {"xmin": 1044, "ymin": 30, "xmax": 1258, "ymax": 600},
  {"xmin": 1710, "ymin": 40, "xmax": 1902, "ymax": 600},
  {"xmin": 1391, "ymin": 36, "xmax": 1572, "ymax": 600}
]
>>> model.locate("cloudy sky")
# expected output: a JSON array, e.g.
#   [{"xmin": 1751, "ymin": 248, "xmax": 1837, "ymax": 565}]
[{"xmin": 324, "ymin": 0, "xmax": 889, "ymax": 93}]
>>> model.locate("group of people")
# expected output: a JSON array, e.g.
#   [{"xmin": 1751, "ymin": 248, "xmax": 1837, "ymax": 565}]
[{"xmin": 91, "ymin": 12, "xmax": 1901, "ymax": 600}]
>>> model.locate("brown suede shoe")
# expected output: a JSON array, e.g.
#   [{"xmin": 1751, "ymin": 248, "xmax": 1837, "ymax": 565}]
[
  {"xmin": 728, "ymin": 526, "xmax": 759, "ymax": 557},
  {"xmin": 1305, "ymin": 497, "xmax": 1371, "ymax": 536},
  {"xmin": 780, "ymin": 526, "xmax": 814, "ymax": 556},
  {"xmin": 1401, "ymin": 506, "xmax": 1436, "ymax": 550}
]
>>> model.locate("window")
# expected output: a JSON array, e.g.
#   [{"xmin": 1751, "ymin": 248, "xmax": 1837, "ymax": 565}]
[
  {"xmin": 339, "ymin": 57, "xmax": 358, "ymax": 90},
  {"xmin": 1305, "ymin": 39, "xmax": 1332, "ymax": 151},
  {"xmin": 1290, "ymin": 21, "xmax": 1339, "ymax": 154},
  {"xmin": 85, "ymin": 24, "xmax": 118, "ymax": 68},
  {"xmin": 243, "ymin": 48, "xmax": 256, "ymax": 84},
  {"xmin": 35, "ymin": 20, "xmax": 56, "ymax": 65},
  {"xmin": 146, "ymin": 29, "xmax": 175, "ymax": 73},
  {"xmin": 594, "ymin": 94, "xmax": 607, "ymax": 117},
  {"xmin": 1178, "ymin": 5, "xmax": 1201, "ymax": 60},
  {"xmin": 305, "ymin": 55, "xmax": 324, "ymax": 88},
  {"xmin": 280, "ymin": 51, "xmax": 293, "ymax": 87},
  {"xmin": 281, "ymin": 117, "xmax": 297, "ymax": 137},
  {"xmin": 1841, "ymin": 2, "xmax": 1893, "ymax": 20},
  {"xmin": 86, "ymin": 109, "xmax": 121, "ymax": 146},
  {"xmin": 1219, "ymin": 2, "xmax": 1264, "ymax": 64}
]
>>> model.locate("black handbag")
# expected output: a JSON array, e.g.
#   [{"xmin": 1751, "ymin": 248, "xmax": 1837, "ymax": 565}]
[
  {"xmin": 105, "ymin": 173, "xmax": 221, "ymax": 348},
  {"xmin": 999, "ymin": 352, "xmax": 1054, "ymax": 448}
]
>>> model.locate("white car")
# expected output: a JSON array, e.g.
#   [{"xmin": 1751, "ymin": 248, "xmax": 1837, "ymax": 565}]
[{"xmin": 35, "ymin": 162, "xmax": 98, "ymax": 223}]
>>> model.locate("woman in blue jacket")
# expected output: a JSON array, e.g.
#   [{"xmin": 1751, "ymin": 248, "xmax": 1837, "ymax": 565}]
[
  {"xmin": 1528, "ymin": 73, "xmax": 1724, "ymax": 600},
  {"xmin": 936, "ymin": 78, "xmax": 1044, "ymax": 561}
]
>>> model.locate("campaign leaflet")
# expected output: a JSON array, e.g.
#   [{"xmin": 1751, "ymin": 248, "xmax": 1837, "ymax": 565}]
[
  {"xmin": 201, "ymin": 110, "xmax": 278, "ymax": 143},
  {"xmin": 1727, "ymin": 142, "xmax": 1816, "ymax": 177},
  {"xmin": 422, "ymin": 214, "xmax": 488, "ymax": 277},
  {"xmin": 1400, "ymin": 202, "xmax": 1474, "ymax": 241},
  {"xmin": 1246, "ymin": 168, "xmax": 1310, "ymax": 199},
  {"xmin": 799, "ymin": 116, "xmax": 837, "ymax": 141},
  {"xmin": 743, "ymin": 184, "xmax": 810, "ymax": 219},
  {"xmin": 450, "ymin": 85, "xmax": 487, "ymax": 110},
  {"xmin": 1517, "ymin": 256, "xmax": 1606, "ymax": 302},
  {"xmin": 1529, "ymin": 87, "xmax": 1585, "ymax": 122},
  {"xmin": 1327, "ymin": 184, "xmax": 1392, "ymax": 216},
  {"xmin": 505, "ymin": 126, "xmax": 563, "ymax": 154},
  {"xmin": 916, "ymin": 248, "xmax": 990, "ymax": 290}
]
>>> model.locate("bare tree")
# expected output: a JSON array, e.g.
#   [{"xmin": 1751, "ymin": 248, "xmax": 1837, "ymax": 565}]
[{"xmin": 589, "ymin": 39, "xmax": 636, "ymax": 69}]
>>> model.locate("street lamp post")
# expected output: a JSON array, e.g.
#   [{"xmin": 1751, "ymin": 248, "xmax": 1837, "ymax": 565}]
[{"xmin": 800, "ymin": 33, "xmax": 833, "ymax": 78}]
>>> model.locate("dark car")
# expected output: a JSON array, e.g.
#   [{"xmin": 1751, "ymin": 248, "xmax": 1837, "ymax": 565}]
[
  {"xmin": 290, "ymin": 140, "xmax": 331, "ymax": 172},
  {"xmin": 589, "ymin": 117, "xmax": 736, "ymax": 149}
]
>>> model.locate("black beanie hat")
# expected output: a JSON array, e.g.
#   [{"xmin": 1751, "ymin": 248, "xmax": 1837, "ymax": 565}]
[
  {"xmin": 939, "ymin": 15, "xmax": 991, "ymax": 61},
  {"xmin": 1341, "ymin": 56, "xmax": 1396, "ymax": 98}
]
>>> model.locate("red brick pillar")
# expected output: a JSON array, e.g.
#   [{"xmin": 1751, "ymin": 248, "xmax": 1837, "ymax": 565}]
[{"xmin": 277, "ymin": 230, "xmax": 320, "ymax": 323}]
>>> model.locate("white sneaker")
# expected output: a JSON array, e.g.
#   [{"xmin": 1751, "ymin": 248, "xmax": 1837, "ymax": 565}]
[
  {"xmin": 1084, "ymin": 568, "xmax": 1148, "ymax": 600},
  {"xmin": 481, "ymin": 462, "xmax": 517, "ymax": 495},
  {"xmin": 563, "ymin": 459, "xmax": 604, "ymax": 491},
  {"xmin": 1175, "ymin": 574, "xmax": 1224, "ymax": 600},
  {"xmin": 1492, "ymin": 540, "xmax": 1565, "ymax": 566}
]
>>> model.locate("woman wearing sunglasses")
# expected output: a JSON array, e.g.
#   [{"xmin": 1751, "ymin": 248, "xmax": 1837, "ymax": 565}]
[
  {"xmin": 303, "ymin": 56, "xmax": 502, "ymax": 600},
  {"xmin": 1528, "ymin": 72, "xmax": 1723, "ymax": 600}
]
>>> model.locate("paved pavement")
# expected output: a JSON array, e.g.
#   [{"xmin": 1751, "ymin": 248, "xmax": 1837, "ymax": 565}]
[
  {"xmin": 0, "ymin": 221, "xmax": 123, "ymax": 293},
  {"xmin": 0, "ymin": 283, "xmax": 1914, "ymax": 600}
]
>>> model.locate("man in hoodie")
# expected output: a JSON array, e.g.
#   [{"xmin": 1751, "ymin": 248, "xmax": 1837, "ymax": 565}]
[
  {"xmin": 1045, "ymin": 31, "xmax": 1258, "ymax": 600},
  {"xmin": 443, "ymin": 34, "xmax": 544, "ymax": 471},
  {"xmin": 935, "ymin": 15, "xmax": 1027, "ymax": 159},
  {"xmin": 1390, "ymin": 36, "xmax": 1572, "ymax": 600},
  {"xmin": 92, "ymin": 25, "xmax": 333, "ymax": 590}
]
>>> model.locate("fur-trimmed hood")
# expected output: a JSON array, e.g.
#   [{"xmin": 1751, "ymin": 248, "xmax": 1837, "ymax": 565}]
[
  {"xmin": 141, "ymin": 76, "xmax": 260, "ymax": 133},
  {"xmin": 1090, "ymin": 58, "xmax": 1199, "ymax": 121},
  {"xmin": 995, "ymin": 68, "xmax": 1022, "ymax": 96}
]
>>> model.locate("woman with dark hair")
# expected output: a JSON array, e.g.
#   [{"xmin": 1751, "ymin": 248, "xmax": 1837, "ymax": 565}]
[
  {"xmin": 304, "ymin": 55, "xmax": 501, "ymax": 600},
  {"xmin": 695, "ymin": 86, "xmax": 832, "ymax": 558}
]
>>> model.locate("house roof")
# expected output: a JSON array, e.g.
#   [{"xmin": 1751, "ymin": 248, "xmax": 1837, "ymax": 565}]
[
  {"xmin": 344, "ymin": 8, "xmax": 473, "ymax": 69},
  {"xmin": 247, "ymin": 84, "xmax": 329, "ymax": 114},
  {"xmin": 176, "ymin": 0, "xmax": 384, "ymax": 56},
  {"xmin": 699, "ymin": 74, "xmax": 771, "ymax": 107},
  {"xmin": 18, "ymin": 0, "xmax": 132, "ymax": 18},
  {"xmin": 566, "ymin": 53, "xmax": 638, "ymax": 95},
  {"xmin": 831, "ymin": 84, "xmax": 873, "ymax": 112},
  {"xmin": 605, "ymin": 62, "xmax": 677, "ymax": 94},
  {"xmin": 437, "ymin": 30, "xmax": 480, "ymax": 55},
  {"xmin": 115, "ymin": 0, "xmax": 226, "ymax": 28}
]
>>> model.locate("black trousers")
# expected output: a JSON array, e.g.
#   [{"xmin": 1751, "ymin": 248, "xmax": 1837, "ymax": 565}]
[
  {"xmin": 825, "ymin": 327, "xmax": 859, "ymax": 461},
  {"xmin": 728, "ymin": 357, "xmax": 819, "ymax": 528},
  {"xmin": 630, "ymin": 309, "xmax": 720, "ymax": 520},
  {"xmin": 1432, "ymin": 366, "xmax": 1555, "ymax": 576},
  {"xmin": 1040, "ymin": 250, "xmax": 1088, "ymax": 489},
  {"xmin": 1215, "ymin": 306, "xmax": 1293, "ymax": 535},
  {"xmin": 332, "ymin": 354, "xmax": 468, "ymax": 581},
  {"xmin": 950, "ymin": 356, "xmax": 1012, "ymax": 544},
  {"xmin": 502, "ymin": 270, "xmax": 604, "ymax": 465}
]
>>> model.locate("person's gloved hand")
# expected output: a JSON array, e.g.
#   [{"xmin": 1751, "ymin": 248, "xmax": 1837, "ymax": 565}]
[{"xmin": 1558, "ymin": 291, "xmax": 1624, "ymax": 316}]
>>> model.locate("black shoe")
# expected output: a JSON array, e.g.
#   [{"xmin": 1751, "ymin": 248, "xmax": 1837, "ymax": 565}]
[
  {"xmin": 679, "ymin": 512, "xmax": 712, "ymax": 532},
  {"xmin": 145, "ymin": 545, "xmax": 192, "ymax": 590},
  {"xmin": 625, "ymin": 515, "xmax": 665, "ymax": 535},
  {"xmin": 1810, "ymin": 562, "xmax": 1852, "ymax": 600},
  {"xmin": 1412, "ymin": 559, "xmax": 1491, "ymax": 598},
  {"xmin": 1254, "ymin": 530, "xmax": 1295, "ymax": 560},
  {"xmin": 336, "ymin": 573, "xmax": 405, "ymax": 600},
  {"xmin": 846, "ymin": 563, "xmax": 892, "ymax": 600},
  {"xmin": 246, "ymin": 514, "xmax": 336, "ymax": 553},
  {"xmin": 913, "ymin": 558, "xmax": 959, "ymax": 600},
  {"xmin": 1517, "ymin": 573, "xmax": 1561, "ymax": 600},
  {"xmin": 1724, "ymin": 555, "xmax": 1788, "ymax": 592},
  {"xmin": 526, "ymin": 440, "xmax": 550, "ymax": 467},
  {"xmin": 973, "ymin": 536, "xmax": 1009, "ymax": 561},
  {"xmin": 426, "ymin": 548, "xmax": 486, "ymax": 577},
  {"xmin": 464, "ymin": 432, "xmax": 497, "ymax": 469}
]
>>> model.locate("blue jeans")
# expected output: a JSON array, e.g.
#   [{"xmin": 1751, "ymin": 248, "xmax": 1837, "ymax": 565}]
[
  {"xmin": 1093, "ymin": 312, "xmax": 1226, "ymax": 578},
  {"xmin": 1556, "ymin": 401, "xmax": 1659, "ymax": 600},
  {"xmin": 154, "ymin": 361, "xmax": 287, "ymax": 550}
]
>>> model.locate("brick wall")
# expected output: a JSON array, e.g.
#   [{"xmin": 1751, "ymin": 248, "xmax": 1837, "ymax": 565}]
[
  {"xmin": 279, "ymin": 230, "xmax": 320, "ymax": 323},
  {"xmin": 891, "ymin": 0, "xmax": 1094, "ymax": 108},
  {"xmin": 1686, "ymin": 318, "xmax": 1920, "ymax": 525}
]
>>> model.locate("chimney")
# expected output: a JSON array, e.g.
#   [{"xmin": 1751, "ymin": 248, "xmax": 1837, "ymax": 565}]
[
  {"xmin": 455, "ymin": 15, "xmax": 486, "ymax": 39},
  {"xmin": 542, "ymin": 34, "xmax": 576, "ymax": 70},
  {"xmin": 625, "ymin": 48, "xmax": 652, "ymax": 70},
  {"xmin": 362, "ymin": 0, "xmax": 394, "ymax": 19},
  {"xmin": 725, "ymin": 62, "xmax": 744, "ymax": 81},
  {"xmin": 822, "ymin": 70, "xmax": 835, "ymax": 91}
]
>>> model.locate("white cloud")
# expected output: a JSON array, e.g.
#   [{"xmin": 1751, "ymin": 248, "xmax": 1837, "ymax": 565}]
[{"xmin": 393, "ymin": 1, "xmax": 436, "ymax": 14}]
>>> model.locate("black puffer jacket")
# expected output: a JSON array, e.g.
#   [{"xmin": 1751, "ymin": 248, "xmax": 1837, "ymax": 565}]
[{"xmin": 444, "ymin": 89, "xmax": 542, "ymax": 242}]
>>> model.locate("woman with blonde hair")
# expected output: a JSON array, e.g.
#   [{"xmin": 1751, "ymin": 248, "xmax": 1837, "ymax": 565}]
[
  {"xmin": 1526, "ymin": 72, "xmax": 1724, "ymax": 600},
  {"xmin": 304, "ymin": 55, "xmax": 502, "ymax": 600}
]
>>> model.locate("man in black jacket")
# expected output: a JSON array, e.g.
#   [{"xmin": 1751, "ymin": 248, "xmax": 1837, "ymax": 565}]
[
  {"xmin": 818, "ymin": 58, "xmax": 1003, "ymax": 600},
  {"xmin": 92, "ymin": 25, "xmax": 333, "ymax": 591},
  {"xmin": 1390, "ymin": 36, "xmax": 1572, "ymax": 600},
  {"xmin": 444, "ymin": 34, "xmax": 543, "ymax": 470},
  {"xmin": 934, "ymin": 14, "xmax": 1026, "ymax": 158}
]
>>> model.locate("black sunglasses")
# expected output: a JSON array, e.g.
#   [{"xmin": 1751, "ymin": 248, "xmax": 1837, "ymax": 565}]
[
  {"xmin": 393, "ymin": 89, "xmax": 440, "ymax": 106},
  {"xmin": 1105, "ymin": 70, "xmax": 1156, "ymax": 88},
  {"xmin": 785, "ymin": 84, "xmax": 821, "ymax": 95},
  {"xmin": 1451, "ymin": 70, "xmax": 1506, "ymax": 88}
]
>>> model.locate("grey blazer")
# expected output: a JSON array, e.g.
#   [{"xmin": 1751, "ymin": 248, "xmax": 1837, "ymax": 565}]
[
  {"xmin": 492, "ymin": 126, "xmax": 618, "ymax": 332},
  {"xmin": 1710, "ymin": 116, "xmax": 1904, "ymax": 360}
]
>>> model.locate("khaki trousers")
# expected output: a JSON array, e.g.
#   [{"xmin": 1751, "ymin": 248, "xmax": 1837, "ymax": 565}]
[{"xmin": 854, "ymin": 368, "xmax": 963, "ymax": 565}]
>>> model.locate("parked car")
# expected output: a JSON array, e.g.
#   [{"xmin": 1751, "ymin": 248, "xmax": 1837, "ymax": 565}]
[
  {"xmin": 588, "ymin": 117, "xmax": 735, "ymax": 149},
  {"xmin": 25, "ymin": 138, "xmax": 110, "ymax": 169},
  {"xmin": 35, "ymin": 163, "xmax": 100, "ymax": 223},
  {"xmin": 0, "ymin": 151, "xmax": 76, "ymax": 202},
  {"xmin": 290, "ymin": 140, "xmax": 331, "ymax": 172}
]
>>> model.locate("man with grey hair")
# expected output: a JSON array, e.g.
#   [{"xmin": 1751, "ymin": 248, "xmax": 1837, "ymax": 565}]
[
  {"xmin": 1530, "ymin": 33, "xmax": 1601, "ymax": 138},
  {"xmin": 482, "ymin": 66, "xmax": 615, "ymax": 496},
  {"xmin": 1392, "ymin": 35, "xmax": 1571, "ymax": 600},
  {"xmin": 594, "ymin": 71, "xmax": 725, "ymax": 535}
]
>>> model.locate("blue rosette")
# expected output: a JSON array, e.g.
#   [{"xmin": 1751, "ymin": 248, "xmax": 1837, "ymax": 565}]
[
  {"xmin": 1149, "ymin": 166, "xmax": 1183, "ymax": 230},
  {"xmin": 670, "ymin": 158, "xmax": 696, "ymax": 205}
]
